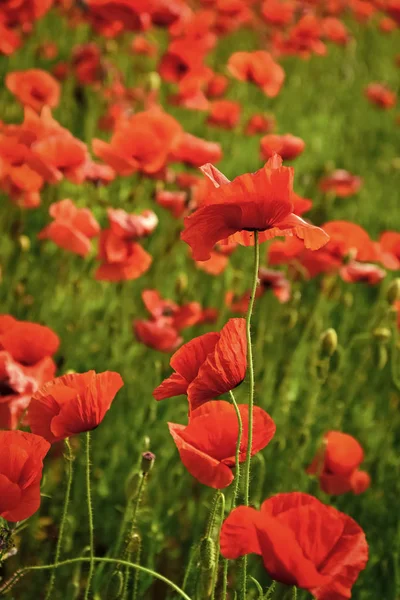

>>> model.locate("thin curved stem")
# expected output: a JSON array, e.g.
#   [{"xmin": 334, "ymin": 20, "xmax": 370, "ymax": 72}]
[
  {"xmin": 84, "ymin": 432, "xmax": 94, "ymax": 600},
  {"xmin": 45, "ymin": 438, "xmax": 74, "ymax": 600},
  {"xmin": 122, "ymin": 474, "xmax": 147, "ymax": 600},
  {"xmin": 0, "ymin": 557, "xmax": 192, "ymax": 600},
  {"xmin": 229, "ymin": 390, "xmax": 242, "ymax": 510}
]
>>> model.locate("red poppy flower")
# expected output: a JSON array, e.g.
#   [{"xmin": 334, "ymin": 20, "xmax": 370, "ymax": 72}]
[
  {"xmin": 307, "ymin": 431, "xmax": 371, "ymax": 495},
  {"xmin": 220, "ymin": 492, "xmax": 368, "ymax": 599},
  {"xmin": 153, "ymin": 318, "xmax": 247, "ymax": 411},
  {"xmin": 340, "ymin": 261, "xmax": 386, "ymax": 285},
  {"xmin": 377, "ymin": 232, "xmax": 400, "ymax": 269},
  {"xmin": 131, "ymin": 35, "xmax": 157, "ymax": 56},
  {"xmin": 6, "ymin": 69, "xmax": 60, "ymax": 113},
  {"xmin": 245, "ymin": 114, "xmax": 276, "ymax": 136},
  {"xmin": 156, "ymin": 190, "xmax": 188, "ymax": 218},
  {"xmin": 387, "ymin": 0, "xmax": 400, "ymax": 24},
  {"xmin": 365, "ymin": 83, "xmax": 396, "ymax": 109},
  {"xmin": 268, "ymin": 237, "xmax": 342, "ymax": 278},
  {"xmin": 168, "ymin": 401, "xmax": 275, "ymax": 488},
  {"xmin": 206, "ymin": 73, "xmax": 229, "ymax": 98},
  {"xmin": 379, "ymin": 16, "xmax": 397, "ymax": 32},
  {"xmin": 323, "ymin": 221, "xmax": 377, "ymax": 262},
  {"xmin": 158, "ymin": 37, "xmax": 208, "ymax": 83},
  {"xmin": 0, "ymin": 430, "xmax": 50, "ymax": 522},
  {"xmin": 351, "ymin": 0, "xmax": 376, "ymax": 22},
  {"xmin": 141, "ymin": 289, "xmax": 205, "ymax": 331},
  {"xmin": 134, "ymin": 319, "xmax": 183, "ymax": 353},
  {"xmin": 28, "ymin": 370, "xmax": 124, "ymax": 443},
  {"xmin": 86, "ymin": 0, "xmax": 151, "ymax": 37},
  {"xmin": 0, "ymin": 319, "xmax": 59, "ymax": 366},
  {"xmin": 319, "ymin": 170, "xmax": 363, "ymax": 197},
  {"xmin": 261, "ymin": 0, "xmax": 294, "ymax": 27},
  {"xmin": 108, "ymin": 208, "xmax": 158, "ymax": 240},
  {"xmin": 258, "ymin": 267, "xmax": 291, "ymax": 303},
  {"xmin": 95, "ymin": 229, "xmax": 152, "ymax": 282},
  {"xmin": 93, "ymin": 108, "xmax": 183, "ymax": 176},
  {"xmin": 322, "ymin": 17, "xmax": 350, "ymax": 44},
  {"xmin": 0, "ymin": 23, "xmax": 21, "ymax": 56},
  {"xmin": 72, "ymin": 43, "xmax": 103, "ymax": 86},
  {"xmin": 38, "ymin": 199, "xmax": 100, "ymax": 257},
  {"xmin": 196, "ymin": 240, "xmax": 237, "ymax": 276},
  {"xmin": 260, "ymin": 134, "xmax": 305, "ymax": 161},
  {"xmin": 170, "ymin": 132, "xmax": 223, "ymax": 167},
  {"xmin": 181, "ymin": 155, "xmax": 329, "ymax": 261},
  {"xmin": 207, "ymin": 100, "xmax": 241, "ymax": 129},
  {"xmin": 292, "ymin": 192, "xmax": 313, "ymax": 216},
  {"xmin": 227, "ymin": 51, "xmax": 285, "ymax": 98}
]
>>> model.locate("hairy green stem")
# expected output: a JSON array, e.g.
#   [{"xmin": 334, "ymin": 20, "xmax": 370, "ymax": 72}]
[
  {"xmin": 0, "ymin": 557, "xmax": 192, "ymax": 600},
  {"xmin": 122, "ymin": 473, "xmax": 147, "ymax": 599},
  {"xmin": 84, "ymin": 432, "xmax": 94, "ymax": 600},
  {"xmin": 229, "ymin": 390, "xmax": 242, "ymax": 509},
  {"xmin": 45, "ymin": 438, "xmax": 74, "ymax": 600}
]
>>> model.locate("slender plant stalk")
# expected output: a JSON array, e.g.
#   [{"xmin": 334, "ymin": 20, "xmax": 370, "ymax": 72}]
[
  {"xmin": 210, "ymin": 492, "xmax": 225, "ymax": 600},
  {"xmin": 84, "ymin": 432, "xmax": 94, "ymax": 600},
  {"xmin": 241, "ymin": 230, "xmax": 260, "ymax": 600},
  {"xmin": 122, "ymin": 473, "xmax": 147, "ymax": 600},
  {"xmin": 0, "ymin": 557, "xmax": 192, "ymax": 600},
  {"xmin": 45, "ymin": 438, "xmax": 74, "ymax": 600}
]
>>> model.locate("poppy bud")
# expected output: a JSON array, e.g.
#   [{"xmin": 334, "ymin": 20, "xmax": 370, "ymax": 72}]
[
  {"xmin": 19, "ymin": 235, "xmax": 31, "ymax": 251},
  {"xmin": 377, "ymin": 345, "xmax": 388, "ymax": 370},
  {"xmin": 320, "ymin": 328, "xmax": 338, "ymax": 357},
  {"xmin": 387, "ymin": 279, "xmax": 400, "ymax": 304},
  {"xmin": 373, "ymin": 328, "xmax": 391, "ymax": 343},
  {"xmin": 127, "ymin": 532, "xmax": 141, "ymax": 554},
  {"xmin": 199, "ymin": 537, "xmax": 216, "ymax": 571},
  {"xmin": 148, "ymin": 72, "xmax": 161, "ymax": 91},
  {"xmin": 141, "ymin": 451, "xmax": 155, "ymax": 475},
  {"xmin": 106, "ymin": 570, "xmax": 125, "ymax": 600}
]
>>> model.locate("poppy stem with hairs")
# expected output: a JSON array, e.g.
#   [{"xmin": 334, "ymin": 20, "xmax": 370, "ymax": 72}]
[
  {"xmin": 0, "ymin": 557, "xmax": 193, "ymax": 600},
  {"xmin": 229, "ymin": 390, "xmax": 242, "ymax": 510},
  {"xmin": 84, "ymin": 431, "xmax": 95, "ymax": 600},
  {"xmin": 45, "ymin": 438, "xmax": 74, "ymax": 600},
  {"xmin": 122, "ymin": 472, "xmax": 147, "ymax": 600},
  {"xmin": 241, "ymin": 230, "xmax": 260, "ymax": 600}
]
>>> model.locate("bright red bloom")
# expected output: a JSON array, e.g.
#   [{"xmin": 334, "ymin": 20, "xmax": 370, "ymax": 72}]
[
  {"xmin": 156, "ymin": 190, "xmax": 189, "ymax": 218},
  {"xmin": 85, "ymin": 0, "xmax": 151, "ymax": 37},
  {"xmin": 181, "ymin": 155, "xmax": 329, "ymax": 261},
  {"xmin": 168, "ymin": 401, "xmax": 275, "ymax": 488},
  {"xmin": 323, "ymin": 221, "xmax": 377, "ymax": 262},
  {"xmin": 131, "ymin": 35, "xmax": 157, "ymax": 56},
  {"xmin": 261, "ymin": 0, "xmax": 294, "ymax": 27},
  {"xmin": 0, "ymin": 23, "xmax": 21, "ymax": 56},
  {"xmin": 153, "ymin": 318, "xmax": 247, "ymax": 411},
  {"xmin": 0, "ymin": 319, "xmax": 59, "ymax": 366},
  {"xmin": 319, "ymin": 170, "xmax": 362, "ymax": 197},
  {"xmin": 258, "ymin": 267, "xmax": 291, "ymax": 303},
  {"xmin": 245, "ymin": 114, "xmax": 276, "ymax": 136},
  {"xmin": 95, "ymin": 229, "xmax": 152, "ymax": 282},
  {"xmin": 170, "ymin": 132, "xmax": 223, "ymax": 167},
  {"xmin": 274, "ymin": 14, "xmax": 326, "ymax": 59},
  {"xmin": 260, "ymin": 134, "xmax": 305, "ymax": 161},
  {"xmin": 365, "ymin": 83, "xmax": 396, "ymax": 109},
  {"xmin": 38, "ymin": 199, "xmax": 100, "ymax": 257},
  {"xmin": 378, "ymin": 231, "xmax": 400, "ymax": 269},
  {"xmin": 379, "ymin": 16, "xmax": 397, "ymax": 32},
  {"xmin": 322, "ymin": 17, "xmax": 350, "ymax": 45},
  {"xmin": 134, "ymin": 319, "xmax": 182, "ymax": 353},
  {"xmin": 206, "ymin": 73, "xmax": 229, "ymax": 98},
  {"xmin": 6, "ymin": 69, "xmax": 60, "ymax": 113},
  {"xmin": 0, "ymin": 430, "xmax": 50, "ymax": 522},
  {"xmin": 220, "ymin": 492, "xmax": 368, "ymax": 599},
  {"xmin": 307, "ymin": 431, "xmax": 371, "ymax": 495},
  {"xmin": 158, "ymin": 37, "xmax": 208, "ymax": 83},
  {"xmin": 108, "ymin": 208, "xmax": 158, "ymax": 240},
  {"xmin": 207, "ymin": 100, "xmax": 241, "ymax": 129},
  {"xmin": 28, "ymin": 370, "xmax": 124, "ymax": 443},
  {"xmin": 227, "ymin": 51, "xmax": 285, "ymax": 98},
  {"xmin": 340, "ymin": 261, "xmax": 386, "ymax": 285}
]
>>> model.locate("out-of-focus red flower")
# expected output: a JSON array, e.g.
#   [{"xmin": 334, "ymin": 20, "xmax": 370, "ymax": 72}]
[
  {"xmin": 36, "ymin": 41, "xmax": 58, "ymax": 60},
  {"xmin": 95, "ymin": 229, "xmax": 152, "ymax": 282},
  {"xmin": 93, "ymin": 108, "xmax": 183, "ymax": 176},
  {"xmin": 340, "ymin": 261, "xmax": 386, "ymax": 285},
  {"xmin": 29, "ymin": 371, "xmax": 124, "ymax": 443},
  {"xmin": 155, "ymin": 190, "xmax": 189, "ymax": 218},
  {"xmin": 134, "ymin": 320, "xmax": 182, "ymax": 353},
  {"xmin": 225, "ymin": 289, "xmax": 263, "ymax": 314},
  {"xmin": 153, "ymin": 318, "xmax": 247, "ymax": 411},
  {"xmin": 38, "ymin": 199, "xmax": 100, "ymax": 257},
  {"xmin": 268, "ymin": 237, "xmax": 341, "ymax": 278},
  {"xmin": 307, "ymin": 431, "xmax": 371, "ymax": 495},
  {"xmin": 6, "ymin": 69, "xmax": 60, "ymax": 113},
  {"xmin": 168, "ymin": 401, "xmax": 275, "ymax": 488},
  {"xmin": 206, "ymin": 73, "xmax": 229, "ymax": 98},
  {"xmin": 0, "ymin": 430, "xmax": 50, "ymax": 522},
  {"xmin": 292, "ymin": 192, "xmax": 313, "ymax": 216},
  {"xmin": 195, "ymin": 239, "xmax": 237, "ymax": 276},
  {"xmin": 228, "ymin": 51, "xmax": 285, "ymax": 98},
  {"xmin": 350, "ymin": 0, "xmax": 376, "ymax": 22},
  {"xmin": 83, "ymin": 160, "xmax": 115, "ymax": 185},
  {"xmin": 220, "ymin": 492, "xmax": 368, "ymax": 598},
  {"xmin": 323, "ymin": 221, "xmax": 377, "ymax": 262},
  {"xmin": 108, "ymin": 208, "xmax": 158, "ymax": 240},
  {"xmin": 379, "ymin": 16, "xmax": 397, "ymax": 32},
  {"xmin": 0, "ymin": 319, "xmax": 59, "ymax": 366},
  {"xmin": 365, "ymin": 83, "xmax": 396, "ymax": 109},
  {"xmin": 319, "ymin": 170, "xmax": 362, "ymax": 197},
  {"xmin": 260, "ymin": 134, "xmax": 305, "ymax": 161},
  {"xmin": 322, "ymin": 17, "xmax": 350, "ymax": 44},
  {"xmin": 72, "ymin": 43, "xmax": 104, "ymax": 85},
  {"xmin": 0, "ymin": 0, "xmax": 53, "ymax": 31},
  {"xmin": 158, "ymin": 37, "xmax": 208, "ymax": 83},
  {"xmin": 181, "ymin": 155, "xmax": 328, "ymax": 261},
  {"xmin": 274, "ymin": 14, "xmax": 326, "ymax": 59},
  {"xmin": 85, "ymin": 0, "xmax": 151, "ymax": 37},
  {"xmin": 377, "ymin": 231, "xmax": 400, "ymax": 269},
  {"xmin": 0, "ymin": 23, "xmax": 21, "ymax": 56},
  {"xmin": 142, "ymin": 289, "xmax": 205, "ymax": 331},
  {"xmin": 207, "ymin": 100, "xmax": 241, "ymax": 129},
  {"xmin": 261, "ymin": 0, "xmax": 294, "ymax": 27},
  {"xmin": 258, "ymin": 267, "xmax": 291, "ymax": 303},
  {"xmin": 131, "ymin": 35, "xmax": 157, "ymax": 56},
  {"xmin": 245, "ymin": 114, "xmax": 276, "ymax": 136},
  {"xmin": 170, "ymin": 132, "xmax": 223, "ymax": 167}
]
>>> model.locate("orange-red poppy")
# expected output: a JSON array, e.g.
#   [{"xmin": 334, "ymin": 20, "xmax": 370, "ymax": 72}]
[
  {"xmin": 170, "ymin": 132, "xmax": 223, "ymax": 167},
  {"xmin": 261, "ymin": 0, "xmax": 294, "ymax": 27},
  {"xmin": 29, "ymin": 370, "xmax": 124, "ymax": 443},
  {"xmin": 258, "ymin": 267, "xmax": 291, "ymax": 303},
  {"xmin": 95, "ymin": 229, "xmax": 152, "ymax": 282},
  {"xmin": 245, "ymin": 114, "xmax": 276, "ymax": 136},
  {"xmin": 207, "ymin": 100, "xmax": 241, "ymax": 129},
  {"xmin": 6, "ymin": 69, "xmax": 60, "ymax": 113},
  {"xmin": 228, "ymin": 51, "xmax": 285, "ymax": 98},
  {"xmin": 340, "ymin": 261, "xmax": 386, "ymax": 285},
  {"xmin": 260, "ymin": 134, "xmax": 305, "ymax": 161},
  {"xmin": 108, "ymin": 208, "xmax": 158, "ymax": 240},
  {"xmin": 168, "ymin": 401, "xmax": 275, "ymax": 488},
  {"xmin": 220, "ymin": 492, "xmax": 368, "ymax": 599},
  {"xmin": 319, "ymin": 170, "xmax": 362, "ymax": 197},
  {"xmin": 134, "ymin": 319, "xmax": 183, "ymax": 353},
  {"xmin": 365, "ymin": 83, "xmax": 396, "ymax": 109}
]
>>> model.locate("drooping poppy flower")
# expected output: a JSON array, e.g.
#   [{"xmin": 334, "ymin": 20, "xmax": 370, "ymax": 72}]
[
  {"xmin": 95, "ymin": 229, "xmax": 152, "ymax": 282},
  {"xmin": 153, "ymin": 318, "xmax": 247, "ymax": 411},
  {"xmin": 181, "ymin": 155, "xmax": 329, "ymax": 261},
  {"xmin": 28, "ymin": 370, "xmax": 124, "ymax": 443},
  {"xmin": 365, "ymin": 83, "xmax": 396, "ymax": 109},
  {"xmin": 260, "ymin": 134, "xmax": 305, "ymax": 161},
  {"xmin": 6, "ymin": 69, "xmax": 60, "ymax": 113},
  {"xmin": 245, "ymin": 114, "xmax": 276, "ymax": 136},
  {"xmin": 207, "ymin": 100, "xmax": 241, "ymax": 129},
  {"xmin": 319, "ymin": 170, "xmax": 363, "ymax": 197},
  {"xmin": 227, "ymin": 51, "xmax": 285, "ymax": 98},
  {"xmin": 0, "ymin": 430, "xmax": 50, "ymax": 522},
  {"xmin": 108, "ymin": 208, "xmax": 158, "ymax": 240},
  {"xmin": 170, "ymin": 132, "xmax": 223, "ymax": 167},
  {"xmin": 134, "ymin": 319, "xmax": 183, "ymax": 353},
  {"xmin": 258, "ymin": 267, "xmax": 291, "ymax": 303},
  {"xmin": 38, "ymin": 199, "xmax": 100, "ymax": 257},
  {"xmin": 168, "ymin": 401, "xmax": 275, "ymax": 488},
  {"xmin": 340, "ymin": 261, "xmax": 386, "ymax": 285},
  {"xmin": 220, "ymin": 492, "xmax": 368, "ymax": 599},
  {"xmin": 307, "ymin": 431, "xmax": 371, "ymax": 495}
]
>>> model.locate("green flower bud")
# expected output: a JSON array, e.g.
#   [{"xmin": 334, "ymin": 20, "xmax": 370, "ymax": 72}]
[
  {"xmin": 373, "ymin": 327, "xmax": 391, "ymax": 343},
  {"xmin": 387, "ymin": 279, "xmax": 400, "ymax": 305},
  {"xmin": 199, "ymin": 537, "xmax": 216, "ymax": 572},
  {"xmin": 320, "ymin": 328, "xmax": 338, "ymax": 357}
]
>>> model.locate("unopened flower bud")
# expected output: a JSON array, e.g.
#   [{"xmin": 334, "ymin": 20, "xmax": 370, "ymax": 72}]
[
  {"xmin": 199, "ymin": 537, "xmax": 216, "ymax": 572},
  {"xmin": 141, "ymin": 451, "xmax": 155, "ymax": 475},
  {"xmin": 19, "ymin": 235, "xmax": 30, "ymax": 251},
  {"xmin": 148, "ymin": 72, "xmax": 161, "ymax": 91},
  {"xmin": 387, "ymin": 279, "xmax": 400, "ymax": 305},
  {"xmin": 127, "ymin": 532, "xmax": 141, "ymax": 553},
  {"xmin": 320, "ymin": 328, "xmax": 338, "ymax": 356},
  {"xmin": 373, "ymin": 327, "xmax": 391, "ymax": 343}
]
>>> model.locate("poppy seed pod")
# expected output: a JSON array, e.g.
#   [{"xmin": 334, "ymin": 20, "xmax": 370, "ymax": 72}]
[
  {"xmin": 387, "ymin": 279, "xmax": 400, "ymax": 304},
  {"xmin": 106, "ymin": 570, "xmax": 125, "ymax": 600},
  {"xmin": 320, "ymin": 328, "xmax": 338, "ymax": 356}
]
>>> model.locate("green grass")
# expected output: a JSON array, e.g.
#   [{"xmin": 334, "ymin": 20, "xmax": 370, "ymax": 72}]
[{"xmin": 1, "ymin": 8, "xmax": 400, "ymax": 600}]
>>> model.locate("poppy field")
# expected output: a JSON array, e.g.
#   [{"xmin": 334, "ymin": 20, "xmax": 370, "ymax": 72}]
[{"xmin": 1, "ymin": 1, "xmax": 400, "ymax": 599}]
